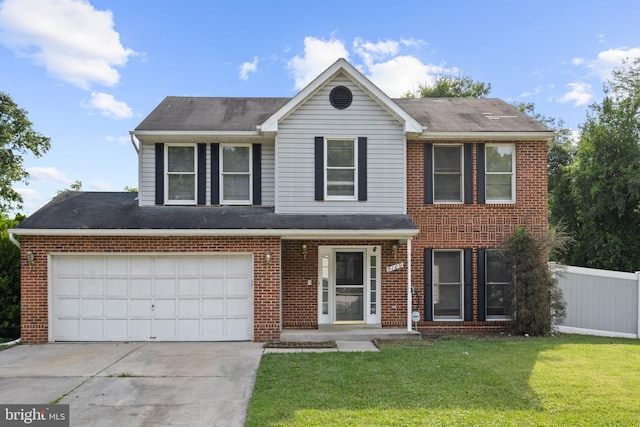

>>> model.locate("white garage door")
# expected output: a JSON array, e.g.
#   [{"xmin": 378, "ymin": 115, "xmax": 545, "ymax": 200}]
[{"xmin": 52, "ymin": 255, "xmax": 253, "ymax": 341}]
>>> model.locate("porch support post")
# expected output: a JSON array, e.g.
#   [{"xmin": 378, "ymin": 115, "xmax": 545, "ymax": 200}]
[{"xmin": 407, "ymin": 238, "xmax": 412, "ymax": 332}]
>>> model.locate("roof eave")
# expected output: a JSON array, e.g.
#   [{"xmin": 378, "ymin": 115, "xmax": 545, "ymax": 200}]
[
  {"xmin": 416, "ymin": 131, "xmax": 556, "ymax": 141},
  {"xmin": 10, "ymin": 228, "xmax": 419, "ymax": 240}
]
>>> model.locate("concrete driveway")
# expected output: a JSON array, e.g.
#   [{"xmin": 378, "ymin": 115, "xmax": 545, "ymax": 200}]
[{"xmin": 0, "ymin": 342, "xmax": 264, "ymax": 426}]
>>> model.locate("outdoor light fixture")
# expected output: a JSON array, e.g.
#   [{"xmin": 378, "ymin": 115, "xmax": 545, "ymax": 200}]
[
  {"xmin": 26, "ymin": 250, "xmax": 35, "ymax": 265},
  {"xmin": 391, "ymin": 242, "xmax": 399, "ymax": 260},
  {"xmin": 302, "ymin": 243, "xmax": 308, "ymax": 259},
  {"xmin": 265, "ymin": 249, "xmax": 272, "ymax": 265}
]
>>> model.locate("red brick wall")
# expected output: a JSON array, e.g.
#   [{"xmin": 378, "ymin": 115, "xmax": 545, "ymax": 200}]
[
  {"xmin": 19, "ymin": 235, "xmax": 281, "ymax": 343},
  {"xmin": 281, "ymin": 240, "xmax": 409, "ymax": 329},
  {"xmin": 407, "ymin": 140, "xmax": 548, "ymax": 333}
]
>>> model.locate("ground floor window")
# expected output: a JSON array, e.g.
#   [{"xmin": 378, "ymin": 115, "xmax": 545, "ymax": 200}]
[
  {"xmin": 433, "ymin": 250, "xmax": 463, "ymax": 320},
  {"xmin": 486, "ymin": 250, "xmax": 512, "ymax": 319}
]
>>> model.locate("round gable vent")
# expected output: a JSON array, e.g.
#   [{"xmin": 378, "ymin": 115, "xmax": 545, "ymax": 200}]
[{"xmin": 329, "ymin": 86, "xmax": 353, "ymax": 109}]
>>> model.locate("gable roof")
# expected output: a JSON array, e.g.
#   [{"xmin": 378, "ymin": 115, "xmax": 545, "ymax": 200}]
[{"xmin": 259, "ymin": 58, "xmax": 424, "ymax": 134}]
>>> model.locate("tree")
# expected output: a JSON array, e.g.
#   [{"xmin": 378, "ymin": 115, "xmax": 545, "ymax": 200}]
[
  {"xmin": 559, "ymin": 58, "xmax": 640, "ymax": 271},
  {"xmin": 404, "ymin": 74, "xmax": 491, "ymax": 98},
  {"xmin": 0, "ymin": 213, "xmax": 24, "ymax": 338},
  {"xmin": 504, "ymin": 227, "xmax": 566, "ymax": 336},
  {"xmin": 56, "ymin": 180, "xmax": 83, "ymax": 195},
  {"xmin": 0, "ymin": 92, "xmax": 51, "ymax": 211}
]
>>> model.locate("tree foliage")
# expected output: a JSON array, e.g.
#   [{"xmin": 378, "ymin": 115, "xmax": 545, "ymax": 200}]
[
  {"xmin": 552, "ymin": 58, "xmax": 640, "ymax": 271},
  {"xmin": 504, "ymin": 227, "xmax": 566, "ymax": 336},
  {"xmin": 0, "ymin": 92, "xmax": 51, "ymax": 212},
  {"xmin": 404, "ymin": 75, "xmax": 491, "ymax": 98},
  {"xmin": 0, "ymin": 213, "xmax": 24, "ymax": 338}
]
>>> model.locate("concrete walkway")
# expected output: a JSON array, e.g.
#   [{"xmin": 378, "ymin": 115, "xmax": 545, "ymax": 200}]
[{"xmin": 263, "ymin": 340, "xmax": 379, "ymax": 353}]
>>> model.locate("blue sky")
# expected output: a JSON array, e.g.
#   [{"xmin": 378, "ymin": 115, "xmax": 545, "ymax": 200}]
[{"xmin": 1, "ymin": 0, "xmax": 639, "ymax": 214}]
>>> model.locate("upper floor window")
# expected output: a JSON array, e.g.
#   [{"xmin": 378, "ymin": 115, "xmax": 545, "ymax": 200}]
[
  {"xmin": 485, "ymin": 144, "xmax": 515, "ymax": 203},
  {"xmin": 433, "ymin": 145, "xmax": 463, "ymax": 203},
  {"xmin": 486, "ymin": 250, "xmax": 512, "ymax": 319},
  {"xmin": 165, "ymin": 144, "xmax": 196, "ymax": 204},
  {"xmin": 325, "ymin": 138, "xmax": 357, "ymax": 199},
  {"xmin": 221, "ymin": 144, "xmax": 252, "ymax": 204}
]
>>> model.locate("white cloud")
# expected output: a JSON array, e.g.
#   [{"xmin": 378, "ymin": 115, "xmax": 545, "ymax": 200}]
[
  {"xmin": 558, "ymin": 82, "xmax": 593, "ymax": 106},
  {"xmin": 105, "ymin": 135, "xmax": 129, "ymax": 145},
  {"xmin": 90, "ymin": 180, "xmax": 113, "ymax": 191},
  {"xmin": 86, "ymin": 92, "xmax": 133, "ymax": 119},
  {"xmin": 572, "ymin": 57, "xmax": 585, "ymax": 66},
  {"xmin": 26, "ymin": 166, "xmax": 72, "ymax": 184},
  {"xmin": 239, "ymin": 56, "xmax": 259, "ymax": 80},
  {"xmin": 286, "ymin": 36, "xmax": 456, "ymax": 97},
  {"xmin": 520, "ymin": 87, "xmax": 543, "ymax": 98},
  {"xmin": 368, "ymin": 56, "xmax": 454, "ymax": 97},
  {"xmin": 353, "ymin": 38, "xmax": 400, "ymax": 67},
  {"xmin": 588, "ymin": 47, "xmax": 640, "ymax": 81},
  {"xmin": 0, "ymin": 0, "xmax": 136, "ymax": 89},
  {"xmin": 287, "ymin": 36, "xmax": 350, "ymax": 90}
]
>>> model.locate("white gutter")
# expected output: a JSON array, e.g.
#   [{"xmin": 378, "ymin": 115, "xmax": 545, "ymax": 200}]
[
  {"xmin": 132, "ymin": 130, "xmax": 260, "ymax": 137},
  {"xmin": 11, "ymin": 228, "xmax": 419, "ymax": 240},
  {"xmin": 8, "ymin": 229, "xmax": 20, "ymax": 249},
  {"xmin": 417, "ymin": 131, "xmax": 556, "ymax": 141}
]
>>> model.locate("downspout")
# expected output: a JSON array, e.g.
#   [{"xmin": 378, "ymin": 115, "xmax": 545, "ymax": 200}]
[
  {"xmin": 8, "ymin": 229, "xmax": 20, "ymax": 249},
  {"xmin": 407, "ymin": 238, "xmax": 412, "ymax": 332},
  {"xmin": 129, "ymin": 131, "xmax": 139, "ymax": 154}
]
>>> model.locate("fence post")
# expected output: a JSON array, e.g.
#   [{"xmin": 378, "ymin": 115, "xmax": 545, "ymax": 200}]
[{"xmin": 636, "ymin": 272, "xmax": 640, "ymax": 339}]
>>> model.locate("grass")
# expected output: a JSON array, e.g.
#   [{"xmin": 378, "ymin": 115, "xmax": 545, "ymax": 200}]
[{"xmin": 246, "ymin": 334, "xmax": 640, "ymax": 426}]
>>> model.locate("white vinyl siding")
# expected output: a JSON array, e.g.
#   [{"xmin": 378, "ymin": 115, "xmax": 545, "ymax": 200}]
[
  {"xmin": 276, "ymin": 74, "xmax": 406, "ymax": 214},
  {"xmin": 140, "ymin": 142, "xmax": 156, "ymax": 206}
]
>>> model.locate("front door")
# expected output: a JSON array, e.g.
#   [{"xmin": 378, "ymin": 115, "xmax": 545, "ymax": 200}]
[
  {"xmin": 318, "ymin": 246, "xmax": 380, "ymax": 325},
  {"xmin": 335, "ymin": 251, "xmax": 364, "ymax": 322}
]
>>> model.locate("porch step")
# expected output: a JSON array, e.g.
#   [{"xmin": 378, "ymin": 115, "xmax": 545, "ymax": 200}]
[{"xmin": 280, "ymin": 327, "xmax": 421, "ymax": 342}]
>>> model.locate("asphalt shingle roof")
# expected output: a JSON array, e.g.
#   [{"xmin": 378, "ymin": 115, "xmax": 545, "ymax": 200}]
[
  {"xmin": 135, "ymin": 96, "xmax": 551, "ymax": 134},
  {"xmin": 17, "ymin": 192, "xmax": 417, "ymax": 232}
]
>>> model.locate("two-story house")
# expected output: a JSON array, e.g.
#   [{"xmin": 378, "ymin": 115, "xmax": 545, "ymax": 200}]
[{"xmin": 11, "ymin": 58, "xmax": 553, "ymax": 343}]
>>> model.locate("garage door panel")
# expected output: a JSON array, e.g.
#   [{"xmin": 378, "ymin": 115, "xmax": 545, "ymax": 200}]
[
  {"xmin": 106, "ymin": 299, "xmax": 127, "ymax": 317},
  {"xmin": 53, "ymin": 255, "xmax": 253, "ymax": 342},
  {"xmin": 131, "ymin": 279, "xmax": 153, "ymax": 296},
  {"xmin": 81, "ymin": 299, "xmax": 104, "ymax": 316},
  {"xmin": 155, "ymin": 279, "xmax": 177, "ymax": 296}
]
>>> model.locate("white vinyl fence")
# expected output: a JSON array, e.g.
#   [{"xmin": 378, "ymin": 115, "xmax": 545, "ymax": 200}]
[{"xmin": 552, "ymin": 264, "xmax": 640, "ymax": 339}]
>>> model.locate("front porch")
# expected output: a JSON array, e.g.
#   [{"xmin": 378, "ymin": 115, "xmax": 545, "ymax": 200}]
[{"xmin": 280, "ymin": 325, "xmax": 420, "ymax": 342}]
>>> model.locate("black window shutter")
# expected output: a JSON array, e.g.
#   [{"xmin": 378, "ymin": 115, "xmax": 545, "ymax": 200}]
[
  {"xmin": 477, "ymin": 143, "xmax": 486, "ymax": 204},
  {"xmin": 197, "ymin": 144, "xmax": 206, "ymax": 205},
  {"xmin": 464, "ymin": 248, "xmax": 473, "ymax": 321},
  {"xmin": 252, "ymin": 144, "xmax": 262, "ymax": 205},
  {"xmin": 155, "ymin": 143, "xmax": 164, "ymax": 205},
  {"xmin": 211, "ymin": 143, "xmax": 220, "ymax": 205},
  {"xmin": 477, "ymin": 248, "xmax": 486, "ymax": 321},
  {"xmin": 424, "ymin": 143, "xmax": 433, "ymax": 204},
  {"xmin": 464, "ymin": 143, "xmax": 473, "ymax": 204},
  {"xmin": 424, "ymin": 248, "xmax": 433, "ymax": 321},
  {"xmin": 358, "ymin": 137, "xmax": 367, "ymax": 201},
  {"xmin": 315, "ymin": 137, "xmax": 324, "ymax": 201}
]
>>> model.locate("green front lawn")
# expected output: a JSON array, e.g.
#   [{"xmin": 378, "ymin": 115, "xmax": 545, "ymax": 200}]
[{"xmin": 246, "ymin": 335, "xmax": 640, "ymax": 426}]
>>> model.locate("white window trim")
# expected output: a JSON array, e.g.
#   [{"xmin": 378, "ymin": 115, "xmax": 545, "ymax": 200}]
[
  {"xmin": 433, "ymin": 249, "xmax": 464, "ymax": 321},
  {"xmin": 433, "ymin": 144, "xmax": 463, "ymax": 204},
  {"xmin": 165, "ymin": 143, "xmax": 197, "ymax": 205},
  {"xmin": 486, "ymin": 249, "xmax": 512, "ymax": 321},
  {"xmin": 324, "ymin": 137, "xmax": 358, "ymax": 201},
  {"xmin": 485, "ymin": 143, "xmax": 516, "ymax": 204},
  {"xmin": 220, "ymin": 143, "xmax": 252, "ymax": 205}
]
